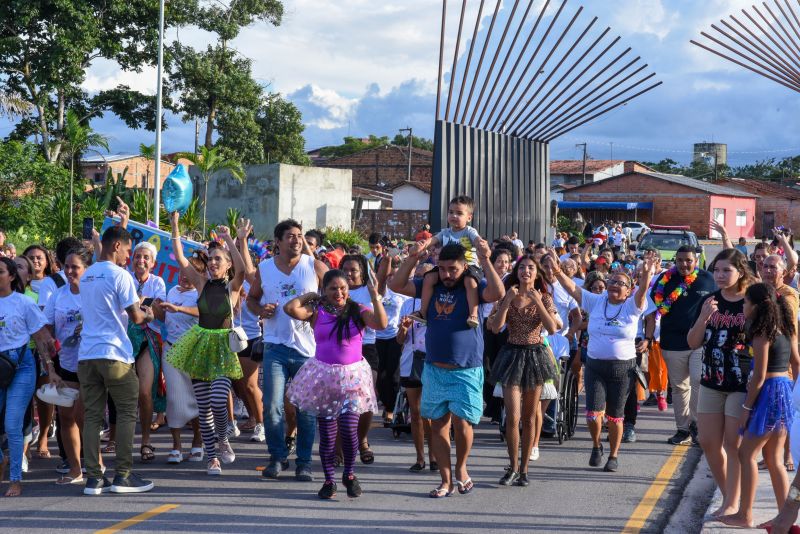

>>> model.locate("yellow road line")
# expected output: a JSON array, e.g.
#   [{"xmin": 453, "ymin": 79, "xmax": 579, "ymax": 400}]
[
  {"xmin": 621, "ymin": 446, "xmax": 689, "ymax": 533},
  {"xmin": 95, "ymin": 504, "xmax": 180, "ymax": 534}
]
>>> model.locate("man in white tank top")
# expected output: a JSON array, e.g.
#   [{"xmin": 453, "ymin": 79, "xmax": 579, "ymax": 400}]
[{"xmin": 247, "ymin": 219, "xmax": 327, "ymax": 481}]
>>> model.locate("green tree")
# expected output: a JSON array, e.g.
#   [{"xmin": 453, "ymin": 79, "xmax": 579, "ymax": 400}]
[
  {"xmin": 0, "ymin": 0, "xmax": 196, "ymax": 162},
  {"xmin": 319, "ymin": 135, "xmax": 390, "ymax": 158},
  {"xmin": 256, "ymin": 93, "xmax": 310, "ymax": 165},
  {"xmin": 391, "ymin": 134, "xmax": 434, "ymax": 152},
  {"xmin": 62, "ymin": 109, "xmax": 109, "ymax": 235},
  {"xmin": 180, "ymin": 146, "xmax": 245, "ymax": 236}
]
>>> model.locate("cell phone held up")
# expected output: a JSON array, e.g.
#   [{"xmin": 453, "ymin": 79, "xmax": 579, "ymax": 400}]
[
  {"xmin": 82, "ymin": 217, "xmax": 94, "ymax": 240},
  {"xmin": 141, "ymin": 297, "xmax": 154, "ymax": 308}
]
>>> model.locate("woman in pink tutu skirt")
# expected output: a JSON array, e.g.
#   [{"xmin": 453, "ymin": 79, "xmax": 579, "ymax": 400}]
[{"xmin": 285, "ymin": 268, "xmax": 387, "ymax": 499}]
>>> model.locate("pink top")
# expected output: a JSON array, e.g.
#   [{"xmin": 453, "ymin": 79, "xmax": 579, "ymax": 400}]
[{"xmin": 314, "ymin": 306, "xmax": 365, "ymax": 365}]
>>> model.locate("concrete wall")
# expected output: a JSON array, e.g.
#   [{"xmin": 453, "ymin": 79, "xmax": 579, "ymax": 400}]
[
  {"xmin": 393, "ymin": 185, "xmax": 430, "ymax": 210},
  {"xmin": 708, "ymin": 195, "xmax": 756, "ymax": 239},
  {"xmin": 199, "ymin": 163, "xmax": 352, "ymax": 235}
]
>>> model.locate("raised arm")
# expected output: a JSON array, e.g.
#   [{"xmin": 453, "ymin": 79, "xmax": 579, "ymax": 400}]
[
  {"xmin": 235, "ymin": 218, "xmax": 257, "ymax": 286},
  {"xmin": 476, "ymin": 238, "xmax": 505, "ymax": 303},
  {"xmin": 580, "ymin": 242, "xmax": 592, "ymax": 272},
  {"xmin": 361, "ymin": 267, "xmax": 388, "ymax": 330},
  {"xmin": 215, "ymin": 225, "xmax": 245, "ymax": 294},
  {"xmin": 776, "ymin": 229, "xmax": 798, "ymax": 272},
  {"xmin": 376, "ymin": 251, "xmax": 391, "ymax": 296},
  {"xmin": 169, "ymin": 211, "xmax": 207, "ymax": 290},
  {"xmin": 634, "ymin": 254, "xmax": 658, "ymax": 310},
  {"xmin": 487, "ymin": 287, "xmax": 517, "ymax": 333},
  {"xmin": 710, "ymin": 220, "xmax": 733, "ymax": 250},
  {"xmin": 546, "ymin": 250, "xmax": 582, "ymax": 305},
  {"xmin": 388, "ymin": 242, "xmax": 423, "ymax": 297}
]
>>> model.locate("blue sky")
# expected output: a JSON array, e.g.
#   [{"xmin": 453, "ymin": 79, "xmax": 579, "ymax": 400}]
[{"xmin": 11, "ymin": 0, "xmax": 800, "ymax": 167}]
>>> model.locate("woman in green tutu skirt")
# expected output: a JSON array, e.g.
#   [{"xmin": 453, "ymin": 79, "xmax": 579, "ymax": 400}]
[{"xmin": 166, "ymin": 211, "xmax": 246, "ymax": 476}]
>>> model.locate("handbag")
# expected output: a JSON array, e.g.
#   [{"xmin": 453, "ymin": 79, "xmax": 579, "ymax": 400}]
[
  {"xmin": 0, "ymin": 345, "xmax": 25, "ymax": 389},
  {"xmin": 407, "ymin": 308, "xmax": 426, "ymax": 382},
  {"xmin": 633, "ymin": 364, "xmax": 649, "ymax": 392},
  {"xmin": 227, "ymin": 283, "xmax": 248, "ymax": 353}
]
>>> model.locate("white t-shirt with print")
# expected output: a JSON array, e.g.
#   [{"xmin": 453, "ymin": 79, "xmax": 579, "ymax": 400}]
[
  {"xmin": 164, "ymin": 286, "xmax": 199, "ymax": 345},
  {"xmin": 547, "ymin": 281, "xmax": 578, "ymax": 336},
  {"xmin": 79, "ymin": 261, "xmax": 139, "ymax": 364},
  {"xmin": 582, "ymin": 288, "xmax": 646, "ymax": 361},
  {"xmin": 376, "ymin": 287, "xmax": 409, "ymax": 340},
  {"xmin": 130, "ymin": 272, "xmax": 166, "ymax": 332},
  {"xmin": 38, "ymin": 271, "xmax": 68, "ymax": 311},
  {"xmin": 44, "ymin": 285, "xmax": 82, "ymax": 372},
  {"xmin": 398, "ymin": 298, "xmax": 426, "ymax": 378},
  {"xmin": 0, "ymin": 291, "xmax": 46, "ymax": 352}
]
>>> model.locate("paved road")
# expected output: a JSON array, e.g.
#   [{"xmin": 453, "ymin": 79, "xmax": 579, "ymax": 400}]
[{"xmin": 0, "ymin": 399, "xmax": 703, "ymax": 534}]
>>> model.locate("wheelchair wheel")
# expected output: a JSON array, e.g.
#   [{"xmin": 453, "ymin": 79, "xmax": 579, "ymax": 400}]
[
  {"xmin": 557, "ymin": 422, "xmax": 564, "ymax": 444},
  {"xmin": 566, "ymin": 371, "xmax": 579, "ymax": 438}
]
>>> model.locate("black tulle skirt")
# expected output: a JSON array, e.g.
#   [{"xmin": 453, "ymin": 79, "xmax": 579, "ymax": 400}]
[{"xmin": 491, "ymin": 343, "xmax": 558, "ymax": 390}]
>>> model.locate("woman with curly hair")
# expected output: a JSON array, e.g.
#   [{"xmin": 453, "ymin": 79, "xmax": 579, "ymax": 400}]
[
  {"xmin": 687, "ymin": 248, "xmax": 754, "ymax": 518},
  {"xmin": 488, "ymin": 254, "xmax": 560, "ymax": 486},
  {"xmin": 719, "ymin": 283, "xmax": 798, "ymax": 528}
]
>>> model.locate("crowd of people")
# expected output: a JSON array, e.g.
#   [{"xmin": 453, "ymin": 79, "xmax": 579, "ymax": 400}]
[{"xmin": 3, "ymin": 195, "xmax": 800, "ymax": 530}]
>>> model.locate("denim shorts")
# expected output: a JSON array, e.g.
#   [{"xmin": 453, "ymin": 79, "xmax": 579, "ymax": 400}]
[
  {"xmin": 585, "ymin": 357, "xmax": 636, "ymax": 419},
  {"xmin": 421, "ymin": 363, "xmax": 484, "ymax": 424}
]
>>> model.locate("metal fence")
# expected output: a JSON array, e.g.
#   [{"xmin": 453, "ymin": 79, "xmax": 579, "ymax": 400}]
[{"xmin": 431, "ymin": 120, "xmax": 549, "ymax": 243}]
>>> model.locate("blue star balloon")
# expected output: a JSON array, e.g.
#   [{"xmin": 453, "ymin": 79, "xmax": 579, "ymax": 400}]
[{"xmin": 162, "ymin": 163, "xmax": 193, "ymax": 214}]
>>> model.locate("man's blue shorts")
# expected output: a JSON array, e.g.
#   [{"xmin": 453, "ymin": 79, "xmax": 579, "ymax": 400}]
[{"xmin": 421, "ymin": 363, "xmax": 484, "ymax": 424}]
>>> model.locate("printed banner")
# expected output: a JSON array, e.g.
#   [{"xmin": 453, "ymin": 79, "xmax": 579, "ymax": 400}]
[{"xmin": 101, "ymin": 217, "xmax": 203, "ymax": 291}]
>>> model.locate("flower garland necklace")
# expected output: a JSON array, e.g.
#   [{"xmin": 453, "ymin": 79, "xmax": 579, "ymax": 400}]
[{"xmin": 653, "ymin": 267, "xmax": 699, "ymax": 316}]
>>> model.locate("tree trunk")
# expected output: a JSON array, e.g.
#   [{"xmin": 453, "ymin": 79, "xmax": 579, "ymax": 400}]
[{"xmin": 205, "ymin": 99, "xmax": 216, "ymax": 149}]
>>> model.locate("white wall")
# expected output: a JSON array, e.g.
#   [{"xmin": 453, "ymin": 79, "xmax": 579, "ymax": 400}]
[{"xmin": 393, "ymin": 184, "xmax": 430, "ymax": 210}]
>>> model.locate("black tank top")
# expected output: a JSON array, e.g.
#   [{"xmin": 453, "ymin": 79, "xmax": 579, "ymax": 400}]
[
  {"xmin": 197, "ymin": 279, "xmax": 232, "ymax": 329},
  {"xmin": 766, "ymin": 334, "xmax": 791, "ymax": 373}
]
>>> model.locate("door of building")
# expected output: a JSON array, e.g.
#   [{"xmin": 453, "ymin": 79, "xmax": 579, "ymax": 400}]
[
  {"xmin": 762, "ymin": 211, "xmax": 775, "ymax": 238},
  {"xmin": 711, "ymin": 208, "xmax": 726, "ymax": 239}
]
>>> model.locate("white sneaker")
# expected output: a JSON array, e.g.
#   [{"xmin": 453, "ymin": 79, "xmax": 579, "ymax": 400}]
[
  {"xmin": 227, "ymin": 420, "xmax": 241, "ymax": 439},
  {"xmin": 22, "ymin": 455, "xmax": 28, "ymax": 473},
  {"xmin": 206, "ymin": 459, "xmax": 222, "ymax": 476},
  {"xmin": 250, "ymin": 423, "xmax": 266, "ymax": 443},
  {"xmin": 187, "ymin": 447, "xmax": 204, "ymax": 462},
  {"xmin": 530, "ymin": 447, "xmax": 540, "ymax": 461},
  {"xmin": 220, "ymin": 441, "xmax": 236, "ymax": 464}
]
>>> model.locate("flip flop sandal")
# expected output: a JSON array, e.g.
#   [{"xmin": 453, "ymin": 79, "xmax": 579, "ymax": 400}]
[
  {"xmin": 429, "ymin": 486, "xmax": 454, "ymax": 498},
  {"xmin": 359, "ymin": 444, "xmax": 375, "ymax": 464},
  {"xmin": 167, "ymin": 450, "xmax": 183, "ymax": 464},
  {"xmin": 101, "ymin": 441, "xmax": 116, "ymax": 454},
  {"xmin": 140, "ymin": 444, "xmax": 156, "ymax": 463},
  {"xmin": 409, "ymin": 462, "xmax": 426, "ymax": 472},
  {"xmin": 56, "ymin": 475, "xmax": 84, "ymax": 485},
  {"xmin": 456, "ymin": 478, "xmax": 474, "ymax": 494}
]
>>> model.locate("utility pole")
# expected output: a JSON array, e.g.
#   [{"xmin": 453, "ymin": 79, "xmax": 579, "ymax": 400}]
[
  {"xmin": 152, "ymin": 0, "xmax": 165, "ymax": 226},
  {"xmin": 399, "ymin": 127, "xmax": 413, "ymax": 182},
  {"xmin": 194, "ymin": 119, "xmax": 200, "ymax": 155},
  {"xmin": 576, "ymin": 143, "xmax": 587, "ymax": 184}
]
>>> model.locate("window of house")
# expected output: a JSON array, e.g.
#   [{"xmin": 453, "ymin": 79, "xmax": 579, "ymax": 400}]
[
  {"xmin": 736, "ymin": 209, "xmax": 747, "ymax": 227},
  {"xmin": 93, "ymin": 172, "xmax": 104, "ymax": 183}
]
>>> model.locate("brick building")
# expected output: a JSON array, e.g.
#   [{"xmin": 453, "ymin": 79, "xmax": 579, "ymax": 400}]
[
  {"xmin": 717, "ymin": 178, "xmax": 800, "ymax": 238},
  {"xmin": 80, "ymin": 154, "xmax": 177, "ymax": 190},
  {"xmin": 550, "ymin": 160, "xmax": 654, "ymax": 185},
  {"xmin": 562, "ymin": 171, "xmax": 757, "ymax": 238}
]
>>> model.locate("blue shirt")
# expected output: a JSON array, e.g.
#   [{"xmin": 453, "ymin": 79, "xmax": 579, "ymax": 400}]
[{"xmin": 413, "ymin": 277, "xmax": 487, "ymax": 368}]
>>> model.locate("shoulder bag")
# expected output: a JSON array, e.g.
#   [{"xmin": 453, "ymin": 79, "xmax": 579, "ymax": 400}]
[
  {"xmin": 0, "ymin": 345, "xmax": 26, "ymax": 389},
  {"xmin": 227, "ymin": 283, "xmax": 248, "ymax": 354}
]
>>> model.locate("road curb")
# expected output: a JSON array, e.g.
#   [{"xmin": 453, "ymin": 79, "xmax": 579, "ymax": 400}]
[
  {"xmin": 700, "ymin": 468, "xmax": 780, "ymax": 533},
  {"xmin": 665, "ymin": 451, "xmax": 715, "ymax": 533}
]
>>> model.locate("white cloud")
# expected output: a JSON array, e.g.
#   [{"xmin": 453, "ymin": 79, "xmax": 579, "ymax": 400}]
[
  {"xmin": 692, "ymin": 79, "xmax": 731, "ymax": 91},
  {"xmin": 609, "ymin": 0, "xmax": 680, "ymax": 40}
]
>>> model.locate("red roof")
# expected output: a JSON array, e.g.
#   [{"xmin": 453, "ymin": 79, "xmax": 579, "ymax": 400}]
[
  {"xmin": 550, "ymin": 160, "xmax": 624, "ymax": 174},
  {"xmin": 718, "ymin": 177, "xmax": 800, "ymax": 201}
]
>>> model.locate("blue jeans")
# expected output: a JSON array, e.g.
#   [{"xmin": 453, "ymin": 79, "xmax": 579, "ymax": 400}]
[
  {"xmin": 262, "ymin": 343, "xmax": 316, "ymax": 467},
  {"xmin": 0, "ymin": 348, "xmax": 37, "ymax": 481}
]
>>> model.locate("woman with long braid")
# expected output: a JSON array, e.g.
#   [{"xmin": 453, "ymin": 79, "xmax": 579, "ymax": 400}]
[{"xmin": 285, "ymin": 269, "xmax": 387, "ymax": 499}]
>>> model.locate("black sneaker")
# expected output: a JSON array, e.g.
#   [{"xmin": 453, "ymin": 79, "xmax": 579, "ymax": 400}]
[
  {"xmin": 295, "ymin": 465, "xmax": 314, "ymax": 482},
  {"xmin": 499, "ymin": 470, "xmax": 520, "ymax": 486},
  {"xmin": 689, "ymin": 421, "xmax": 700, "ymax": 445},
  {"xmin": 285, "ymin": 436, "xmax": 296, "ymax": 457},
  {"xmin": 603, "ymin": 457, "xmax": 619, "ymax": 472},
  {"xmin": 110, "ymin": 472, "xmax": 154, "ymax": 493},
  {"xmin": 589, "ymin": 444, "xmax": 605, "ymax": 467},
  {"xmin": 318, "ymin": 481, "xmax": 337, "ymax": 499},
  {"xmin": 515, "ymin": 473, "xmax": 530, "ymax": 487},
  {"xmin": 84, "ymin": 476, "xmax": 112, "ymax": 495},
  {"xmin": 666, "ymin": 387, "xmax": 673, "ymax": 405},
  {"xmin": 262, "ymin": 459, "xmax": 290, "ymax": 479},
  {"xmin": 342, "ymin": 474, "xmax": 362, "ymax": 497},
  {"xmin": 430, "ymin": 461, "xmax": 439, "ymax": 472},
  {"xmin": 667, "ymin": 430, "xmax": 692, "ymax": 446},
  {"xmin": 642, "ymin": 394, "xmax": 658, "ymax": 407}
]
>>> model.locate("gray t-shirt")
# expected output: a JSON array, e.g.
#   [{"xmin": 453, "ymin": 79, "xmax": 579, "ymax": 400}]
[{"xmin": 435, "ymin": 226, "xmax": 480, "ymax": 265}]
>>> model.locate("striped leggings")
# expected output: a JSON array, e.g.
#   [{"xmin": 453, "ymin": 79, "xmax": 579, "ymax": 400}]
[
  {"xmin": 318, "ymin": 412, "xmax": 359, "ymax": 483},
  {"xmin": 193, "ymin": 378, "xmax": 231, "ymax": 460}
]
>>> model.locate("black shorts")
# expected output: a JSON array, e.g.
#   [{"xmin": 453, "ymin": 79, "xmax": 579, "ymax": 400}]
[
  {"xmin": 237, "ymin": 337, "xmax": 259, "ymax": 359},
  {"xmin": 54, "ymin": 357, "xmax": 79, "ymax": 384},
  {"xmin": 362, "ymin": 344, "xmax": 379, "ymax": 371},
  {"xmin": 585, "ymin": 357, "xmax": 635, "ymax": 419},
  {"xmin": 399, "ymin": 377, "xmax": 422, "ymax": 389}
]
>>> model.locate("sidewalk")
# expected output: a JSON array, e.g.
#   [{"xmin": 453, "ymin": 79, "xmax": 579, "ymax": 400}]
[{"xmin": 702, "ymin": 468, "xmax": 784, "ymax": 533}]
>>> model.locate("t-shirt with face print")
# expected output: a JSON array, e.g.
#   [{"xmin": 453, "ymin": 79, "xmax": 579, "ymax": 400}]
[{"xmin": 699, "ymin": 290, "xmax": 749, "ymax": 393}]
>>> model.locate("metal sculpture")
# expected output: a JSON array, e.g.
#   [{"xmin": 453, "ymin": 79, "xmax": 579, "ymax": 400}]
[
  {"xmin": 431, "ymin": 0, "xmax": 662, "ymax": 241},
  {"xmin": 691, "ymin": 0, "xmax": 800, "ymax": 94}
]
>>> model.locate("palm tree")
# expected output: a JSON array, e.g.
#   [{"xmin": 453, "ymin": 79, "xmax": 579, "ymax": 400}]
[
  {"xmin": 62, "ymin": 110, "xmax": 109, "ymax": 236},
  {"xmin": 139, "ymin": 143, "xmax": 155, "ymax": 218},
  {"xmin": 0, "ymin": 91, "xmax": 32, "ymax": 118},
  {"xmin": 180, "ymin": 146, "xmax": 245, "ymax": 236}
]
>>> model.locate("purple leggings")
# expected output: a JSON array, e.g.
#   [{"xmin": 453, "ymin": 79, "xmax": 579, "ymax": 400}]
[{"xmin": 318, "ymin": 412, "xmax": 360, "ymax": 483}]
